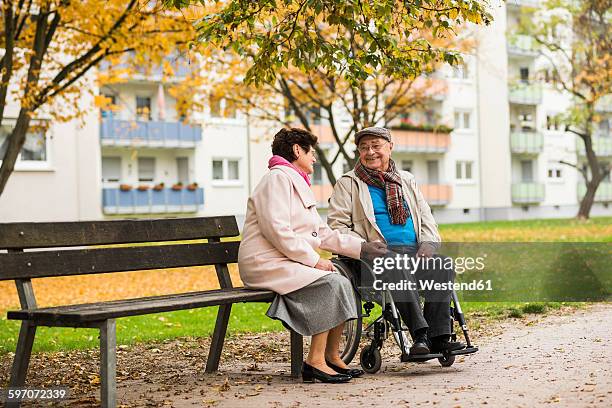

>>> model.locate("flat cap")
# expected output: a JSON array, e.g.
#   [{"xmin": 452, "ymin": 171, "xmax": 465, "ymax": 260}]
[{"xmin": 354, "ymin": 127, "xmax": 392, "ymax": 145}]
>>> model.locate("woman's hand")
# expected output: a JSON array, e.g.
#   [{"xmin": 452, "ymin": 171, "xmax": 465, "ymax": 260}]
[{"xmin": 314, "ymin": 258, "xmax": 335, "ymax": 271}]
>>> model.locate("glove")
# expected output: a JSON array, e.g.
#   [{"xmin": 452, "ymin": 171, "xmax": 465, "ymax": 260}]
[{"xmin": 360, "ymin": 241, "xmax": 388, "ymax": 259}]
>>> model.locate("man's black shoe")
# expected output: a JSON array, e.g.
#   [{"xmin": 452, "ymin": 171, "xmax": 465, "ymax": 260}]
[
  {"xmin": 409, "ymin": 334, "xmax": 430, "ymax": 355},
  {"xmin": 430, "ymin": 336, "xmax": 466, "ymax": 353}
]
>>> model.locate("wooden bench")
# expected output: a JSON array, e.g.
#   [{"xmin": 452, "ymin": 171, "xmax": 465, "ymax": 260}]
[{"xmin": 0, "ymin": 216, "xmax": 304, "ymax": 407}]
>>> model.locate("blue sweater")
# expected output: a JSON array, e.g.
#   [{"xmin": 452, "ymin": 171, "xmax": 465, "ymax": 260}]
[{"xmin": 367, "ymin": 185, "xmax": 417, "ymax": 245}]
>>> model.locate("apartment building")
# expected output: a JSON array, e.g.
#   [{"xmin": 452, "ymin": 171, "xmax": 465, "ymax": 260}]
[{"xmin": 0, "ymin": 0, "xmax": 609, "ymax": 224}]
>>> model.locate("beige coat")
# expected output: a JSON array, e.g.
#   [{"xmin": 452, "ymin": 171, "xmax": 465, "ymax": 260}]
[
  {"xmin": 327, "ymin": 170, "xmax": 441, "ymax": 246},
  {"xmin": 238, "ymin": 165, "xmax": 364, "ymax": 295}
]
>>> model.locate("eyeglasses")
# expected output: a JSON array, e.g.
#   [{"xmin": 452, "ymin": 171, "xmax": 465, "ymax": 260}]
[{"xmin": 357, "ymin": 142, "xmax": 388, "ymax": 153}]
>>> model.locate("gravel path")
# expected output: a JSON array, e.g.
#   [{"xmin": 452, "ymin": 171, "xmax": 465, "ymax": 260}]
[{"xmin": 1, "ymin": 304, "xmax": 610, "ymax": 407}]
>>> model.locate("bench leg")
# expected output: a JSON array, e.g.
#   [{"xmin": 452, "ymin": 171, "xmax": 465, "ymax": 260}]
[
  {"xmin": 205, "ymin": 304, "xmax": 232, "ymax": 373},
  {"xmin": 290, "ymin": 330, "xmax": 303, "ymax": 378},
  {"xmin": 100, "ymin": 319, "xmax": 117, "ymax": 408},
  {"xmin": 6, "ymin": 322, "xmax": 37, "ymax": 408}
]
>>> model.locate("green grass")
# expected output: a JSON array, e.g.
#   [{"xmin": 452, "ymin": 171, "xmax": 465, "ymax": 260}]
[{"xmin": 0, "ymin": 303, "xmax": 283, "ymax": 355}]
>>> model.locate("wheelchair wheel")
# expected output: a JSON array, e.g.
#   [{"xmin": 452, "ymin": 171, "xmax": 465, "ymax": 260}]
[
  {"xmin": 360, "ymin": 345, "xmax": 382, "ymax": 374},
  {"xmin": 438, "ymin": 353, "xmax": 455, "ymax": 367},
  {"xmin": 332, "ymin": 258, "xmax": 362, "ymax": 364}
]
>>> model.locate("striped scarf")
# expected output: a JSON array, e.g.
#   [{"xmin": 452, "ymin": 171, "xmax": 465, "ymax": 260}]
[{"xmin": 354, "ymin": 159, "xmax": 409, "ymax": 225}]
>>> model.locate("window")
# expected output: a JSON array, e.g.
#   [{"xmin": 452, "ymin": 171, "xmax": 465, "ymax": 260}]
[
  {"xmin": 547, "ymin": 166, "xmax": 563, "ymax": 180},
  {"xmin": 546, "ymin": 114, "xmax": 561, "ymax": 131},
  {"xmin": 454, "ymin": 110, "xmax": 472, "ymax": 130},
  {"xmin": 451, "ymin": 62, "xmax": 470, "ymax": 79},
  {"xmin": 136, "ymin": 96, "xmax": 151, "ymax": 121},
  {"xmin": 102, "ymin": 157, "xmax": 121, "ymax": 182},
  {"xmin": 101, "ymin": 94, "xmax": 117, "ymax": 118},
  {"xmin": 210, "ymin": 95, "xmax": 237, "ymax": 119},
  {"xmin": 427, "ymin": 160, "xmax": 439, "ymax": 184},
  {"xmin": 138, "ymin": 157, "xmax": 155, "ymax": 182},
  {"xmin": 212, "ymin": 158, "xmax": 240, "ymax": 182},
  {"xmin": 0, "ymin": 124, "xmax": 49, "ymax": 165},
  {"xmin": 456, "ymin": 161, "xmax": 474, "ymax": 180},
  {"xmin": 520, "ymin": 160, "xmax": 534, "ymax": 182},
  {"xmin": 306, "ymin": 106, "xmax": 322, "ymax": 125},
  {"xmin": 176, "ymin": 157, "xmax": 189, "ymax": 184},
  {"xmin": 519, "ymin": 67, "xmax": 529, "ymax": 83},
  {"xmin": 401, "ymin": 160, "xmax": 413, "ymax": 173}
]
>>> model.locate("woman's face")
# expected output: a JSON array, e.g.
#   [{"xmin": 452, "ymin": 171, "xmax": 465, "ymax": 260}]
[{"xmin": 292, "ymin": 144, "xmax": 316, "ymax": 174}]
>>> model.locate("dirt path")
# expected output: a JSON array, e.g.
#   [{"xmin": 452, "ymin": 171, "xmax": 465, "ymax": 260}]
[{"xmin": 2, "ymin": 304, "xmax": 611, "ymax": 407}]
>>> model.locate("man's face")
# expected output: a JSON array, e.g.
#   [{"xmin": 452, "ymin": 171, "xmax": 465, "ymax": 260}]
[{"xmin": 357, "ymin": 135, "xmax": 393, "ymax": 172}]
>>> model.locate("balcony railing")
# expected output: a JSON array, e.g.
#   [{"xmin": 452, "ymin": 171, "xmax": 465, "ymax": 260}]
[
  {"xmin": 507, "ymin": 35, "xmax": 538, "ymax": 57},
  {"xmin": 101, "ymin": 118, "xmax": 202, "ymax": 147},
  {"xmin": 510, "ymin": 131, "xmax": 543, "ymax": 154},
  {"xmin": 575, "ymin": 136, "xmax": 612, "ymax": 157},
  {"xmin": 508, "ymin": 82, "xmax": 543, "ymax": 105},
  {"xmin": 420, "ymin": 184, "xmax": 452, "ymax": 206},
  {"xmin": 102, "ymin": 187, "xmax": 204, "ymax": 214},
  {"xmin": 391, "ymin": 129, "xmax": 451, "ymax": 153},
  {"xmin": 577, "ymin": 182, "xmax": 612, "ymax": 203},
  {"xmin": 511, "ymin": 182, "xmax": 545, "ymax": 203}
]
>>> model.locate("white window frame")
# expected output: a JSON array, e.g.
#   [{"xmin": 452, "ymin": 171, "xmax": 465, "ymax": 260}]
[
  {"xmin": 546, "ymin": 164, "xmax": 564, "ymax": 183},
  {"xmin": 212, "ymin": 158, "xmax": 242, "ymax": 186},
  {"xmin": 453, "ymin": 109, "xmax": 473, "ymax": 131},
  {"xmin": 455, "ymin": 160, "xmax": 475, "ymax": 184},
  {"xmin": 0, "ymin": 119, "xmax": 53, "ymax": 172}
]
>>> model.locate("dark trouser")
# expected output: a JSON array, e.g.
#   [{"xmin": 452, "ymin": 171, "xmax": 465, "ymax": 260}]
[{"xmin": 370, "ymin": 247, "xmax": 455, "ymax": 339}]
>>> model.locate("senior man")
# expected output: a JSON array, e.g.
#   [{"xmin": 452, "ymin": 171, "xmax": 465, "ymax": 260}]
[{"xmin": 328, "ymin": 126, "xmax": 464, "ymax": 355}]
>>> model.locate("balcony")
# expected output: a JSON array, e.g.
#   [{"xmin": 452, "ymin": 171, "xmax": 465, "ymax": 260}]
[
  {"xmin": 390, "ymin": 127, "xmax": 451, "ymax": 153},
  {"xmin": 420, "ymin": 184, "xmax": 452, "ymax": 206},
  {"xmin": 508, "ymin": 82, "xmax": 543, "ymax": 105},
  {"xmin": 511, "ymin": 182, "xmax": 545, "ymax": 203},
  {"xmin": 102, "ymin": 187, "xmax": 204, "ymax": 214},
  {"xmin": 577, "ymin": 182, "xmax": 612, "ymax": 203},
  {"xmin": 576, "ymin": 136, "xmax": 612, "ymax": 157},
  {"xmin": 101, "ymin": 117, "xmax": 202, "ymax": 148},
  {"xmin": 510, "ymin": 131, "xmax": 543, "ymax": 154},
  {"xmin": 507, "ymin": 35, "xmax": 538, "ymax": 57},
  {"xmin": 99, "ymin": 55, "xmax": 194, "ymax": 83},
  {"xmin": 311, "ymin": 184, "xmax": 334, "ymax": 208}
]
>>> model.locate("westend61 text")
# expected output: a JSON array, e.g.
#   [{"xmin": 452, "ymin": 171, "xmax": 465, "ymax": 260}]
[
  {"xmin": 372, "ymin": 279, "xmax": 493, "ymax": 292},
  {"xmin": 371, "ymin": 254, "xmax": 486, "ymax": 274}
]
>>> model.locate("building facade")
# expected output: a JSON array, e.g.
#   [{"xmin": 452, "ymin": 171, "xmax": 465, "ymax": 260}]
[{"xmin": 0, "ymin": 0, "xmax": 610, "ymax": 224}]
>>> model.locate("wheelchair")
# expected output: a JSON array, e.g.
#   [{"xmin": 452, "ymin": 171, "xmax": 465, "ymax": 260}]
[{"xmin": 332, "ymin": 256, "xmax": 478, "ymax": 374}]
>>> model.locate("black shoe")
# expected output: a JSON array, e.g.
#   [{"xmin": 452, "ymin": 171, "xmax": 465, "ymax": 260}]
[
  {"xmin": 430, "ymin": 336, "xmax": 466, "ymax": 353},
  {"xmin": 325, "ymin": 359, "xmax": 365, "ymax": 378},
  {"xmin": 301, "ymin": 362, "xmax": 352, "ymax": 383},
  {"xmin": 409, "ymin": 333, "xmax": 430, "ymax": 355}
]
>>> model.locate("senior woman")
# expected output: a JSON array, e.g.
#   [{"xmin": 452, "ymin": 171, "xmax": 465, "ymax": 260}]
[{"xmin": 238, "ymin": 128, "xmax": 386, "ymax": 383}]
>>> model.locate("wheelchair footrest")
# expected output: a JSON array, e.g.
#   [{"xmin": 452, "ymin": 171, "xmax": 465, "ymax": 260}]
[
  {"xmin": 449, "ymin": 346, "xmax": 478, "ymax": 356},
  {"xmin": 400, "ymin": 353, "xmax": 443, "ymax": 362}
]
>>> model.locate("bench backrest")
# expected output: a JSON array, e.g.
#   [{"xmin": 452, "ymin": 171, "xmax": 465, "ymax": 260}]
[{"xmin": 0, "ymin": 217, "xmax": 240, "ymax": 307}]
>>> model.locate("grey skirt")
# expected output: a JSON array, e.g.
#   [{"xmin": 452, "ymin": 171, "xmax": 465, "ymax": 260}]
[{"xmin": 266, "ymin": 273, "xmax": 358, "ymax": 336}]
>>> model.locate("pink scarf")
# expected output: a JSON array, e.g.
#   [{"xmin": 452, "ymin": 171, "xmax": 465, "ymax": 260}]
[{"xmin": 268, "ymin": 155, "xmax": 311, "ymax": 186}]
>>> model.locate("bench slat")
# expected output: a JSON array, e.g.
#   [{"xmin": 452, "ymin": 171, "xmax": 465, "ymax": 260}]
[
  {"xmin": 0, "ymin": 216, "xmax": 239, "ymax": 249},
  {"xmin": 7, "ymin": 288, "xmax": 275, "ymax": 325},
  {"xmin": 0, "ymin": 242, "xmax": 239, "ymax": 281}
]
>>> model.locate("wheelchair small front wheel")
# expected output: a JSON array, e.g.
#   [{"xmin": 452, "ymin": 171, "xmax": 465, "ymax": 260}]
[
  {"xmin": 360, "ymin": 345, "xmax": 382, "ymax": 374},
  {"xmin": 438, "ymin": 352, "xmax": 455, "ymax": 367}
]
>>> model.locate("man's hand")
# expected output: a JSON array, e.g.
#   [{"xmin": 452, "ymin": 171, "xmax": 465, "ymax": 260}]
[
  {"xmin": 416, "ymin": 242, "xmax": 435, "ymax": 258},
  {"xmin": 360, "ymin": 241, "xmax": 388, "ymax": 260},
  {"xmin": 314, "ymin": 258, "xmax": 335, "ymax": 271}
]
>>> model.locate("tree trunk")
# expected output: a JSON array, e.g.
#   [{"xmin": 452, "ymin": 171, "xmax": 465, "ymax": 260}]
[
  {"xmin": 0, "ymin": 111, "xmax": 32, "ymax": 195},
  {"xmin": 577, "ymin": 178, "xmax": 601, "ymax": 220}
]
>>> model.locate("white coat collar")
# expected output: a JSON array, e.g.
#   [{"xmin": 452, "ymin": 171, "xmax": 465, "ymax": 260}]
[{"xmin": 271, "ymin": 165, "xmax": 317, "ymax": 208}]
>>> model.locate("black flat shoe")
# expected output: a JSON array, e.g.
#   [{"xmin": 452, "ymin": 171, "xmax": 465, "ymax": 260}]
[
  {"xmin": 430, "ymin": 339, "xmax": 466, "ymax": 353},
  {"xmin": 325, "ymin": 360, "xmax": 365, "ymax": 378},
  {"xmin": 301, "ymin": 362, "xmax": 352, "ymax": 383}
]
